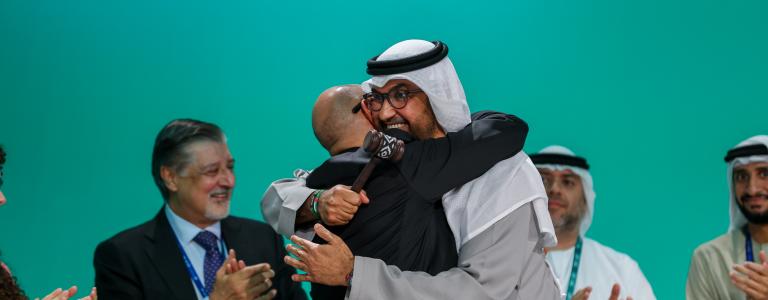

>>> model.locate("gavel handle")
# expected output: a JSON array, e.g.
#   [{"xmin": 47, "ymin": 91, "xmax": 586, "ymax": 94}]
[{"xmin": 351, "ymin": 157, "xmax": 381, "ymax": 193}]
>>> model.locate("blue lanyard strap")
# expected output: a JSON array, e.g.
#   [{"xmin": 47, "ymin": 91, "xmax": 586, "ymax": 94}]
[
  {"xmin": 172, "ymin": 232, "xmax": 227, "ymax": 298},
  {"xmin": 565, "ymin": 237, "xmax": 584, "ymax": 300},
  {"xmin": 744, "ymin": 226, "xmax": 755, "ymax": 262}
]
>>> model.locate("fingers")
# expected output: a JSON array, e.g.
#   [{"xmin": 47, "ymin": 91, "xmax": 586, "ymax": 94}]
[
  {"xmin": 734, "ymin": 264, "xmax": 760, "ymax": 279},
  {"xmin": 359, "ymin": 190, "xmax": 370, "ymax": 204},
  {"xmin": 744, "ymin": 262, "xmax": 768, "ymax": 276},
  {"xmin": 320, "ymin": 186, "xmax": 369, "ymax": 225},
  {"xmin": 292, "ymin": 273, "xmax": 314, "ymax": 282},
  {"xmin": 240, "ymin": 263, "xmax": 272, "ymax": 277},
  {"xmin": 248, "ymin": 269, "xmax": 275, "ymax": 285},
  {"xmin": 571, "ymin": 287, "xmax": 591, "ymax": 300},
  {"xmin": 225, "ymin": 258, "xmax": 245, "ymax": 274},
  {"xmin": 289, "ymin": 235, "xmax": 318, "ymax": 250},
  {"xmin": 731, "ymin": 271, "xmax": 766, "ymax": 298},
  {"xmin": 314, "ymin": 223, "xmax": 341, "ymax": 245},
  {"xmin": 284, "ymin": 255, "xmax": 308, "ymax": 272},
  {"xmin": 255, "ymin": 289, "xmax": 277, "ymax": 300},
  {"xmin": 322, "ymin": 203, "xmax": 355, "ymax": 226},
  {"xmin": 249, "ymin": 277, "xmax": 273, "ymax": 296},
  {"xmin": 761, "ymin": 250, "xmax": 768, "ymax": 265},
  {"xmin": 609, "ymin": 283, "xmax": 621, "ymax": 300},
  {"xmin": 43, "ymin": 288, "xmax": 63, "ymax": 300},
  {"xmin": 330, "ymin": 185, "xmax": 364, "ymax": 207},
  {"xmin": 324, "ymin": 208, "xmax": 355, "ymax": 225},
  {"xmin": 338, "ymin": 203, "xmax": 358, "ymax": 216},
  {"xmin": 286, "ymin": 244, "xmax": 308, "ymax": 261},
  {"xmin": 66, "ymin": 286, "xmax": 78, "ymax": 298},
  {"xmin": 217, "ymin": 254, "xmax": 233, "ymax": 276},
  {"xmin": 221, "ymin": 250, "xmax": 237, "ymax": 275},
  {"xmin": 78, "ymin": 287, "xmax": 97, "ymax": 300},
  {"xmin": 228, "ymin": 249, "xmax": 237, "ymax": 261}
]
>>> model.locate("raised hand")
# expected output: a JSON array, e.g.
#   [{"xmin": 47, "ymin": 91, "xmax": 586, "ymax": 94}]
[
  {"xmin": 318, "ymin": 185, "xmax": 370, "ymax": 226},
  {"xmin": 211, "ymin": 249, "xmax": 277, "ymax": 300},
  {"xmin": 571, "ymin": 286, "xmax": 592, "ymax": 300},
  {"xmin": 284, "ymin": 223, "xmax": 354, "ymax": 286},
  {"xmin": 38, "ymin": 286, "xmax": 95, "ymax": 300},
  {"xmin": 731, "ymin": 250, "xmax": 768, "ymax": 300}
]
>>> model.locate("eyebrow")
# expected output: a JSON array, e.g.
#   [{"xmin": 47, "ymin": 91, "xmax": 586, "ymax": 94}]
[
  {"xmin": 562, "ymin": 174, "xmax": 581, "ymax": 180},
  {"xmin": 200, "ymin": 159, "xmax": 234, "ymax": 170}
]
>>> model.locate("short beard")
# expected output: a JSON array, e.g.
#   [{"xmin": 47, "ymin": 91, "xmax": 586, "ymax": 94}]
[
  {"xmin": 737, "ymin": 201, "xmax": 768, "ymax": 224},
  {"xmin": 554, "ymin": 212, "xmax": 581, "ymax": 233},
  {"xmin": 412, "ymin": 121, "xmax": 440, "ymax": 140},
  {"xmin": 553, "ymin": 199, "xmax": 587, "ymax": 234},
  {"xmin": 205, "ymin": 201, "xmax": 230, "ymax": 221}
]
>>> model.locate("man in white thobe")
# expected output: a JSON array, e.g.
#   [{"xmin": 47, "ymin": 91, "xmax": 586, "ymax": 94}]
[{"xmin": 532, "ymin": 145, "xmax": 655, "ymax": 300}]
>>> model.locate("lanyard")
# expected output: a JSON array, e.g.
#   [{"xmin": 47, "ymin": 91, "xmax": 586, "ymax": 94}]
[
  {"xmin": 565, "ymin": 237, "xmax": 584, "ymax": 300},
  {"xmin": 172, "ymin": 232, "xmax": 227, "ymax": 298},
  {"xmin": 744, "ymin": 226, "xmax": 755, "ymax": 262}
]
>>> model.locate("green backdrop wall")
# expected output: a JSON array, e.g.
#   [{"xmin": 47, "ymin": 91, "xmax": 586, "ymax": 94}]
[{"xmin": 1, "ymin": 0, "xmax": 766, "ymax": 298}]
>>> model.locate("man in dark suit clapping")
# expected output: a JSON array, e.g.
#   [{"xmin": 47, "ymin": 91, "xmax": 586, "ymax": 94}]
[{"xmin": 94, "ymin": 119, "xmax": 306, "ymax": 300}]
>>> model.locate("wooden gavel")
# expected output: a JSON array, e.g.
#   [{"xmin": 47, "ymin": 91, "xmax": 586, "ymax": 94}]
[{"xmin": 350, "ymin": 130, "xmax": 405, "ymax": 192}]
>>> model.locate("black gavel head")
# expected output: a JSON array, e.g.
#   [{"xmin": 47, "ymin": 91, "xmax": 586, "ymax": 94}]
[{"xmin": 362, "ymin": 130, "xmax": 405, "ymax": 162}]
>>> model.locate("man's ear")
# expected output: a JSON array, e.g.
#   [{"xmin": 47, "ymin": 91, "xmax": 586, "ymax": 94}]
[
  {"xmin": 160, "ymin": 166, "xmax": 179, "ymax": 193},
  {"xmin": 360, "ymin": 101, "xmax": 376, "ymax": 129}
]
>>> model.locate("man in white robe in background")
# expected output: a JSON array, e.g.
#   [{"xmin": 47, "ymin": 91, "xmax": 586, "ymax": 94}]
[{"xmin": 532, "ymin": 145, "xmax": 655, "ymax": 300}]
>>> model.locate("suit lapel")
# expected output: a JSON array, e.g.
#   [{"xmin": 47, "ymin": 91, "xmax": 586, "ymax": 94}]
[
  {"xmin": 221, "ymin": 217, "xmax": 265, "ymax": 265},
  {"xmin": 144, "ymin": 209, "xmax": 198, "ymax": 300},
  {"xmin": 221, "ymin": 217, "xmax": 250, "ymax": 261}
]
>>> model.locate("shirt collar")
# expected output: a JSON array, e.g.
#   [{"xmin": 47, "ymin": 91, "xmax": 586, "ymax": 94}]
[{"xmin": 165, "ymin": 204, "xmax": 222, "ymax": 244}]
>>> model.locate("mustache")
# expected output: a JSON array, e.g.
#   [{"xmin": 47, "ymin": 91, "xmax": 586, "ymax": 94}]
[
  {"xmin": 210, "ymin": 188, "xmax": 231, "ymax": 196},
  {"xmin": 384, "ymin": 117, "xmax": 407, "ymax": 125},
  {"xmin": 740, "ymin": 193, "xmax": 768, "ymax": 202}
]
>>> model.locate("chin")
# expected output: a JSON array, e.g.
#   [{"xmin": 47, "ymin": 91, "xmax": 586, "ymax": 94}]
[{"xmin": 205, "ymin": 202, "xmax": 230, "ymax": 221}]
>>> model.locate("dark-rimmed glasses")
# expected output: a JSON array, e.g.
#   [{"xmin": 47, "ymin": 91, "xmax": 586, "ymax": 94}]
[{"xmin": 362, "ymin": 88, "xmax": 424, "ymax": 112}]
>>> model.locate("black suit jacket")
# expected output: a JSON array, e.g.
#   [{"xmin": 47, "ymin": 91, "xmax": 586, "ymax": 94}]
[{"xmin": 94, "ymin": 208, "xmax": 307, "ymax": 300}]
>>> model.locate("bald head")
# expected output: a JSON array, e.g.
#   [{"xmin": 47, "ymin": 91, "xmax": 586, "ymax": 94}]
[{"xmin": 312, "ymin": 85, "xmax": 372, "ymax": 155}]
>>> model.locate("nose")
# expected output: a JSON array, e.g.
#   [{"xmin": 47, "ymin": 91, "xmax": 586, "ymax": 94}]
[
  {"xmin": 219, "ymin": 169, "xmax": 235, "ymax": 188},
  {"xmin": 747, "ymin": 175, "xmax": 762, "ymax": 196},
  {"xmin": 0, "ymin": 190, "xmax": 6, "ymax": 206},
  {"xmin": 548, "ymin": 180, "xmax": 562, "ymax": 196},
  {"xmin": 378, "ymin": 98, "xmax": 398, "ymax": 121}
]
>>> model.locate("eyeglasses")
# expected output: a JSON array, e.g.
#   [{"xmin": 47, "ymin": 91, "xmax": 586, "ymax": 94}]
[{"xmin": 362, "ymin": 88, "xmax": 424, "ymax": 112}]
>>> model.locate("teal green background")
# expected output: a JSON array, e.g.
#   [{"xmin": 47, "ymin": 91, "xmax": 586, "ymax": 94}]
[{"xmin": 0, "ymin": 0, "xmax": 766, "ymax": 298}]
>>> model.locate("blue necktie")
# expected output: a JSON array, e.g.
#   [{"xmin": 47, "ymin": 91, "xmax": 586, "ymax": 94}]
[{"xmin": 193, "ymin": 230, "xmax": 224, "ymax": 295}]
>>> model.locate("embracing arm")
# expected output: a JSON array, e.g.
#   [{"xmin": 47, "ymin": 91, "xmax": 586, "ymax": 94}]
[
  {"xmin": 261, "ymin": 170, "xmax": 369, "ymax": 238},
  {"xmin": 398, "ymin": 111, "xmax": 529, "ymax": 199},
  {"xmin": 261, "ymin": 170, "xmax": 317, "ymax": 237}
]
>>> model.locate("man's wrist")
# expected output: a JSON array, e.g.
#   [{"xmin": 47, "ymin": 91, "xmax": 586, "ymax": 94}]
[
  {"xmin": 345, "ymin": 269, "xmax": 353, "ymax": 287},
  {"xmin": 344, "ymin": 256, "xmax": 355, "ymax": 287},
  {"xmin": 310, "ymin": 189, "xmax": 324, "ymax": 221},
  {"xmin": 295, "ymin": 191, "xmax": 321, "ymax": 227}
]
